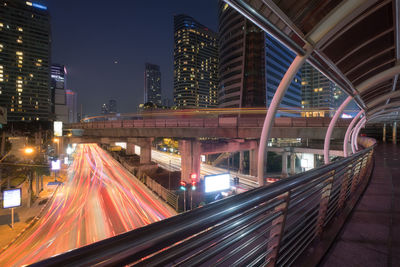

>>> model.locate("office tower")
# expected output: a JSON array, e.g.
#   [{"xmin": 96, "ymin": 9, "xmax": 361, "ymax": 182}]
[
  {"xmin": 265, "ymin": 34, "xmax": 302, "ymax": 110},
  {"xmin": 173, "ymin": 14, "xmax": 219, "ymax": 108},
  {"xmin": 51, "ymin": 64, "xmax": 68, "ymax": 122},
  {"xmin": 101, "ymin": 103, "xmax": 109, "ymax": 114},
  {"xmin": 301, "ymin": 62, "xmax": 335, "ymax": 117},
  {"xmin": 0, "ymin": 0, "xmax": 51, "ymax": 122},
  {"xmin": 144, "ymin": 63, "xmax": 162, "ymax": 106},
  {"xmin": 218, "ymin": 2, "xmax": 265, "ymax": 108},
  {"xmin": 66, "ymin": 90, "xmax": 77, "ymax": 123},
  {"xmin": 108, "ymin": 99, "xmax": 117, "ymax": 113},
  {"xmin": 218, "ymin": 3, "xmax": 301, "ymax": 111}
]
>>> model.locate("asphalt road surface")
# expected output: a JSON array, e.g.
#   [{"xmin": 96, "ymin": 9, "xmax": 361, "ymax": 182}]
[{"xmin": 0, "ymin": 144, "xmax": 176, "ymax": 266}]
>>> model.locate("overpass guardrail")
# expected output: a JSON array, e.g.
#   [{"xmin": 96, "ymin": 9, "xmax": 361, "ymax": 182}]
[
  {"xmin": 30, "ymin": 140, "xmax": 375, "ymax": 267},
  {"xmin": 68, "ymin": 116, "xmax": 350, "ymax": 129}
]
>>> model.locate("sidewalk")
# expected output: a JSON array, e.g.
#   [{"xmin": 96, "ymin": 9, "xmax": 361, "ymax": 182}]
[
  {"xmin": 0, "ymin": 171, "xmax": 66, "ymax": 250},
  {"xmin": 321, "ymin": 143, "xmax": 400, "ymax": 266}
]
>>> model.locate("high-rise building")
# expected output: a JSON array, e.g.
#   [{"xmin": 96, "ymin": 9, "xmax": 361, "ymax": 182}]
[
  {"xmin": 144, "ymin": 63, "xmax": 162, "ymax": 106},
  {"xmin": 218, "ymin": 3, "xmax": 301, "ymax": 111},
  {"xmin": 218, "ymin": 2, "xmax": 265, "ymax": 108},
  {"xmin": 51, "ymin": 64, "xmax": 66, "ymax": 90},
  {"xmin": 108, "ymin": 99, "xmax": 117, "ymax": 113},
  {"xmin": 301, "ymin": 63, "xmax": 335, "ymax": 117},
  {"xmin": 51, "ymin": 64, "xmax": 68, "ymax": 122},
  {"xmin": 173, "ymin": 14, "xmax": 219, "ymax": 108},
  {"xmin": 0, "ymin": 0, "xmax": 51, "ymax": 122},
  {"xmin": 66, "ymin": 90, "xmax": 77, "ymax": 123},
  {"xmin": 101, "ymin": 103, "xmax": 109, "ymax": 114},
  {"xmin": 265, "ymin": 35, "xmax": 302, "ymax": 110}
]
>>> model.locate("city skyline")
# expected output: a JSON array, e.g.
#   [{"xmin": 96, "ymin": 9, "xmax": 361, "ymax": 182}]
[{"xmin": 43, "ymin": 0, "xmax": 219, "ymax": 116}]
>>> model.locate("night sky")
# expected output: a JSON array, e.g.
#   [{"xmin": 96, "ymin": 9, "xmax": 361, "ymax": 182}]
[{"xmin": 40, "ymin": 0, "xmax": 218, "ymax": 116}]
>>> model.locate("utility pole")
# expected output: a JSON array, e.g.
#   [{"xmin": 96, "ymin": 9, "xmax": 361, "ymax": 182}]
[
  {"xmin": 0, "ymin": 131, "xmax": 5, "ymax": 185},
  {"xmin": 168, "ymin": 160, "xmax": 171, "ymax": 190}
]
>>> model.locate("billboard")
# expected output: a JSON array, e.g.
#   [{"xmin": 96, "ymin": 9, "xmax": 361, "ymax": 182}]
[
  {"xmin": 115, "ymin": 142, "xmax": 127, "ymax": 149},
  {"xmin": 205, "ymin": 173, "xmax": 231, "ymax": 193},
  {"xmin": 3, "ymin": 188, "xmax": 21, "ymax": 209},
  {"xmin": 51, "ymin": 160, "xmax": 61, "ymax": 170},
  {"xmin": 54, "ymin": 121, "xmax": 63, "ymax": 136}
]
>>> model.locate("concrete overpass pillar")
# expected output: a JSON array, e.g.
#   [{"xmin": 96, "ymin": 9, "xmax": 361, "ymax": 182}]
[
  {"xmin": 179, "ymin": 139, "xmax": 200, "ymax": 183},
  {"xmin": 140, "ymin": 141, "xmax": 152, "ymax": 164},
  {"xmin": 383, "ymin": 123, "xmax": 386, "ymax": 142},
  {"xmin": 282, "ymin": 152, "xmax": 288, "ymax": 177},
  {"xmin": 127, "ymin": 137, "xmax": 153, "ymax": 164},
  {"xmin": 239, "ymin": 151, "xmax": 244, "ymax": 174},
  {"xmin": 249, "ymin": 148, "xmax": 258, "ymax": 177},
  {"xmin": 290, "ymin": 153, "xmax": 296, "ymax": 175},
  {"xmin": 393, "ymin": 122, "xmax": 397, "ymax": 144},
  {"xmin": 126, "ymin": 143, "xmax": 135, "ymax": 155}
]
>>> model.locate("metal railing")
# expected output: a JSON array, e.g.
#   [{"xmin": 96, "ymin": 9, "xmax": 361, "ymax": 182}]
[
  {"xmin": 68, "ymin": 116, "xmax": 350, "ymax": 130},
  {"xmin": 143, "ymin": 174, "xmax": 179, "ymax": 211},
  {"xmin": 30, "ymin": 143, "xmax": 375, "ymax": 267}
]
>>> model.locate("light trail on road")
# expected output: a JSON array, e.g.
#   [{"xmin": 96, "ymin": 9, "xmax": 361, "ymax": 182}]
[
  {"xmin": 0, "ymin": 144, "xmax": 176, "ymax": 266},
  {"xmin": 151, "ymin": 150, "xmax": 258, "ymax": 190}
]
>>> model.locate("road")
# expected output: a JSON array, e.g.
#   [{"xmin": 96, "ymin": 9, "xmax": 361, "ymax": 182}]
[
  {"xmin": 0, "ymin": 144, "xmax": 176, "ymax": 266},
  {"xmin": 151, "ymin": 150, "xmax": 258, "ymax": 191}
]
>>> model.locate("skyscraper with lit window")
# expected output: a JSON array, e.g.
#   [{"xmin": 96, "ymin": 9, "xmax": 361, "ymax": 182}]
[
  {"xmin": 108, "ymin": 99, "xmax": 117, "ymax": 113},
  {"xmin": 51, "ymin": 64, "xmax": 68, "ymax": 122},
  {"xmin": 144, "ymin": 63, "xmax": 162, "ymax": 106},
  {"xmin": 0, "ymin": 0, "xmax": 51, "ymax": 122},
  {"xmin": 173, "ymin": 14, "xmax": 219, "ymax": 108},
  {"xmin": 301, "ymin": 62, "xmax": 335, "ymax": 117}
]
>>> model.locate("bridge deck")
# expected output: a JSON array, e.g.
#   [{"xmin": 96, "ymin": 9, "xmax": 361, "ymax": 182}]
[{"xmin": 321, "ymin": 143, "xmax": 400, "ymax": 266}]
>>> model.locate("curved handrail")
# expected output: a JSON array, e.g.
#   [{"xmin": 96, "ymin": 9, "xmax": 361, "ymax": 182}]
[{"xmin": 30, "ymin": 144, "xmax": 375, "ymax": 267}]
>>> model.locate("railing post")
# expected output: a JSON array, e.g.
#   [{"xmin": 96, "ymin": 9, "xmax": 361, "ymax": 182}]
[
  {"xmin": 337, "ymin": 164, "xmax": 352, "ymax": 210},
  {"xmin": 315, "ymin": 171, "xmax": 335, "ymax": 237},
  {"xmin": 349, "ymin": 156, "xmax": 363, "ymax": 194},
  {"xmin": 267, "ymin": 192, "xmax": 290, "ymax": 266}
]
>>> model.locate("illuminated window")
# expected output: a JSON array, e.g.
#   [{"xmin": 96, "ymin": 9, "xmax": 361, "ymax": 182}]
[
  {"xmin": 16, "ymin": 51, "xmax": 23, "ymax": 56},
  {"xmin": 26, "ymin": 1, "xmax": 32, "ymax": 6}
]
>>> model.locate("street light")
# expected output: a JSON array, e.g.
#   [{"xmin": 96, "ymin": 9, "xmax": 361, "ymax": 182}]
[{"xmin": 24, "ymin": 147, "xmax": 34, "ymax": 155}]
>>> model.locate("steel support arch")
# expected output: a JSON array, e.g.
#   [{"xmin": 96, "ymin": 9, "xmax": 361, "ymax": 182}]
[
  {"xmin": 257, "ymin": 44, "xmax": 312, "ymax": 186},
  {"xmin": 324, "ymin": 96, "xmax": 353, "ymax": 164},
  {"xmin": 343, "ymin": 110, "xmax": 364, "ymax": 157},
  {"xmin": 352, "ymin": 116, "xmax": 366, "ymax": 153}
]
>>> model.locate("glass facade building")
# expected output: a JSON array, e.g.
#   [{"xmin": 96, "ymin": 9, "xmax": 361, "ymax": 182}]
[
  {"xmin": 218, "ymin": 3, "xmax": 301, "ymax": 112},
  {"xmin": 144, "ymin": 63, "xmax": 162, "ymax": 106},
  {"xmin": 0, "ymin": 0, "xmax": 51, "ymax": 122},
  {"xmin": 108, "ymin": 99, "xmax": 117, "ymax": 113},
  {"xmin": 265, "ymin": 34, "xmax": 302, "ymax": 110},
  {"xmin": 218, "ymin": 1, "xmax": 265, "ymax": 108},
  {"xmin": 173, "ymin": 14, "xmax": 219, "ymax": 108},
  {"xmin": 301, "ymin": 62, "xmax": 335, "ymax": 117}
]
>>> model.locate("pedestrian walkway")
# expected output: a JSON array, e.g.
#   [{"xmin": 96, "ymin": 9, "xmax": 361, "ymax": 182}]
[{"xmin": 321, "ymin": 143, "xmax": 400, "ymax": 266}]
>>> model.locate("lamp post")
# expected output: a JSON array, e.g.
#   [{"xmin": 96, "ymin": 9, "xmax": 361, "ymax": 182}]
[
  {"xmin": 53, "ymin": 138, "xmax": 60, "ymax": 156},
  {"xmin": 23, "ymin": 147, "xmax": 36, "ymax": 208}
]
